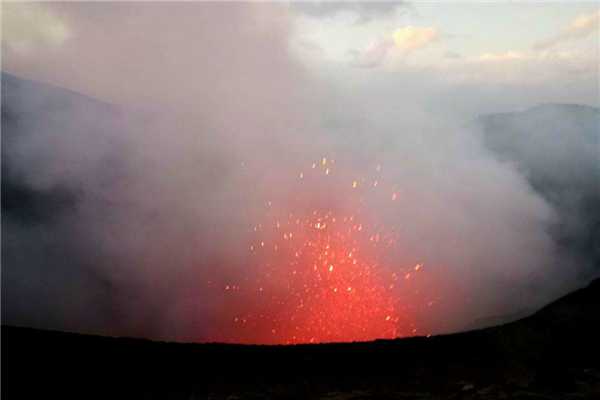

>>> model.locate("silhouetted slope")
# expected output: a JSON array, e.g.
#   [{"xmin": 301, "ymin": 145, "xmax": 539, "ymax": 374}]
[{"xmin": 3, "ymin": 278, "xmax": 599, "ymax": 399}]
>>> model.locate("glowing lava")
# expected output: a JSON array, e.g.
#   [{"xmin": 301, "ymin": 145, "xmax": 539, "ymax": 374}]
[{"xmin": 210, "ymin": 157, "xmax": 425, "ymax": 344}]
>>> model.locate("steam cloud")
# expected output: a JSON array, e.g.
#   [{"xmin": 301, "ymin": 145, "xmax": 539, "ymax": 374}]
[{"xmin": 2, "ymin": 3, "xmax": 598, "ymax": 342}]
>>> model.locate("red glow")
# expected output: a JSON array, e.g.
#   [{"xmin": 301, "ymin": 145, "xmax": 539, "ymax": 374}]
[{"xmin": 207, "ymin": 157, "xmax": 426, "ymax": 344}]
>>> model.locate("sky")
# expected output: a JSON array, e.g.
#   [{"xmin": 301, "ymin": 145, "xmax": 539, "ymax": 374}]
[
  {"xmin": 1, "ymin": 2, "xmax": 599, "ymax": 344},
  {"xmin": 291, "ymin": 2, "xmax": 599, "ymax": 59},
  {"xmin": 288, "ymin": 1, "xmax": 599, "ymax": 114},
  {"xmin": 2, "ymin": 1, "xmax": 599, "ymax": 111}
]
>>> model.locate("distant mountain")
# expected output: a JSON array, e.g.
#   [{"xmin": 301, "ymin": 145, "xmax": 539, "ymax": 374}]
[
  {"xmin": 478, "ymin": 104, "xmax": 600, "ymax": 280},
  {"xmin": 1, "ymin": 72, "xmax": 121, "ymax": 224},
  {"xmin": 3, "ymin": 278, "xmax": 599, "ymax": 399},
  {"xmin": 1, "ymin": 73, "xmax": 130, "ymax": 333}
]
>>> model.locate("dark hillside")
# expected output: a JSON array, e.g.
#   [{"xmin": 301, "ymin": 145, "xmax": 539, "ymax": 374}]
[{"xmin": 3, "ymin": 278, "xmax": 599, "ymax": 399}]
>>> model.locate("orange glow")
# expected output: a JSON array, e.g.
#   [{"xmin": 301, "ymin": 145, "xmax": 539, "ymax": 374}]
[{"xmin": 209, "ymin": 157, "xmax": 428, "ymax": 344}]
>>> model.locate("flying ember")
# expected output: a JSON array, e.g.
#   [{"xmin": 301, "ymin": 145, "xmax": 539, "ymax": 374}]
[{"xmin": 211, "ymin": 157, "xmax": 426, "ymax": 344}]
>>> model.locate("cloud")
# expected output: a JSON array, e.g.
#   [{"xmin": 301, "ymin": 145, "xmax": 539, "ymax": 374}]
[
  {"xmin": 1, "ymin": 3, "xmax": 70, "ymax": 53},
  {"xmin": 392, "ymin": 26, "xmax": 438, "ymax": 52},
  {"xmin": 534, "ymin": 9, "xmax": 600, "ymax": 50},
  {"xmin": 430, "ymin": 48, "xmax": 599, "ymax": 88},
  {"xmin": 290, "ymin": 1, "xmax": 406, "ymax": 22},
  {"xmin": 351, "ymin": 38, "xmax": 395, "ymax": 68},
  {"xmin": 474, "ymin": 49, "xmax": 590, "ymax": 65},
  {"xmin": 477, "ymin": 51, "xmax": 526, "ymax": 62},
  {"xmin": 351, "ymin": 25, "xmax": 439, "ymax": 68}
]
